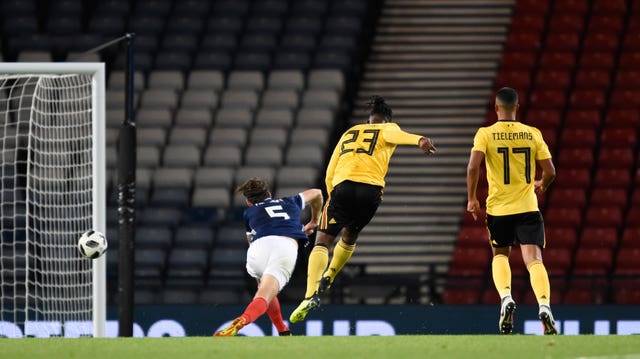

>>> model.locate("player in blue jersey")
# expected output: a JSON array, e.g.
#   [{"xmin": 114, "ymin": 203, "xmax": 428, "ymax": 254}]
[{"xmin": 214, "ymin": 177, "xmax": 323, "ymax": 336}]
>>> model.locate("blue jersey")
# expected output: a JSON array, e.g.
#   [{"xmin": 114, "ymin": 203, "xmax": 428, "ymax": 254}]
[{"xmin": 243, "ymin": 194, "xmax": 308, "ymax": 242}]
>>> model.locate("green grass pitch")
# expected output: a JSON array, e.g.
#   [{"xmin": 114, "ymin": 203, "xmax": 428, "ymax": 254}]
[{"xmin": 3, "ymin": 335, "xmax": 640, "ymax": 359}]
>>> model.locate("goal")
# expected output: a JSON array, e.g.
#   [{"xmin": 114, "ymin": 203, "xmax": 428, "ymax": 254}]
[{"xmin": 0, "ymin": 63, "xmax": 106, "ymax": 337}]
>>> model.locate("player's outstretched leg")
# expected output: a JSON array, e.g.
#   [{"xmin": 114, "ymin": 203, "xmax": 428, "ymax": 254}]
[
  {"xmin": 499, "ymin": 296, "xmax": 516, "ymax": 334},
  {"xmin": 538, "ymin": 305, "xmax": 558, "ymax": 335},
  {"xmin": 214, "ymin": 316, "xmax": 248, "ymax": 337},
  {"xmin": 289, "ymin": 293, "xmax": 320, "ymax": 323}
]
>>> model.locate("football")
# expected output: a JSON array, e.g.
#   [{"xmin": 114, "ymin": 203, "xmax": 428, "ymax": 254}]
[{"xmin": 77, "ymin": 230, "xmax": 108, "ymax": 259}]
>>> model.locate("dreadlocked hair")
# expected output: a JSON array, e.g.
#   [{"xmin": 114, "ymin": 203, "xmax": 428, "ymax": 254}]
[
  {"xmin": 367, "ymin": 95, "xmax": 392, "ymax": 121},
  {"xmin": 236, "ymin": 177, "xmax": 271, "ymax": 204}
]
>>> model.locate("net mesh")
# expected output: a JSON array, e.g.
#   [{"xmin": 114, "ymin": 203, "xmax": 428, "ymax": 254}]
[{"xmin": 0, "ymin": 74, "xmax": 95, "ymax": 336}]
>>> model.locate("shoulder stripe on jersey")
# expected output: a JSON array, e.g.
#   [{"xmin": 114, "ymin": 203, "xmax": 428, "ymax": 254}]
[{"xmin": 298, "ymin": 193, "xmax": 306, "ymax": 210}]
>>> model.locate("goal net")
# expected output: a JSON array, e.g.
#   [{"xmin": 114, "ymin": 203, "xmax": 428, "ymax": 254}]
[{"xmin": 0, "ymin": 63, "xmax": 106, "ymax": 338}]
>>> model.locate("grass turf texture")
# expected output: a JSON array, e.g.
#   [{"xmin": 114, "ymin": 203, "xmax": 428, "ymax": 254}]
[{"xmin": 3, "ymin": 336, "xmax": 640, "ymax": 359}]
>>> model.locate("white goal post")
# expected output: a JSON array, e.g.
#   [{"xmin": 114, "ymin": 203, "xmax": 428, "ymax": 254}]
[{"xmin": 0, "ymin": 63, "xmax": 106, "ymax": 337}]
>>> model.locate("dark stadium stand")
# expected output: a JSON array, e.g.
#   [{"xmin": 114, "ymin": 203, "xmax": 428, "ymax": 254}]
[
  {"xmin": 0, "ymin": 0, "xmax": 379, "ymax": 304},
  {"xmin": 447, "ymin": 0, "xmax": 640, "ymax": 305},
  {"xmin": 2, "ymin": 0, "xmax": 638, "ymax": 306}
]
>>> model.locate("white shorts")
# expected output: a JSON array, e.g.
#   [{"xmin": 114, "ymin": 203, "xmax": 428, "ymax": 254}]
[{"xmin": 246, "ymin": 235, "xmax": 298, "ymax": 291}]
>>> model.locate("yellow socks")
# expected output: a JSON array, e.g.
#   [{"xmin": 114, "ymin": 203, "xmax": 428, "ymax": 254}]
[
  {"xmin": 305, "ymin": 245, "xmax": 329, "ymax": 298},
  {"xmin": 304, "ymin": 241, "xmax": 357, "ymax": 298},
  {"xmin": 528, "ymin": 260, "xmax": 551, "ymax": 306},
  {"xmin": 324, "ymin": 240, "xmax": 356, "ymax": 282},
  {"xmin": 492, "ymin": 254, "xmax": 512, "ymax": 298}
]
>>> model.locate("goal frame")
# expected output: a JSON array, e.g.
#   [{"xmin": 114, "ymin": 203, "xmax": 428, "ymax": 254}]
[{"xmin": 0, "ymin": 62, "xmax": 107, "ymax": 337}]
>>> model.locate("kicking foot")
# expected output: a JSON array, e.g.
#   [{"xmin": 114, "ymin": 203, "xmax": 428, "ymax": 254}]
[{"xmin": 289, "ymin": 293, "xmax": 320, "ymax": 323}]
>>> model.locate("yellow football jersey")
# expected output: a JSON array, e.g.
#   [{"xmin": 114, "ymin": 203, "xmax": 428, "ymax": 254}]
[
  {"xmin": 325, "ymin": 122, "xmax": 423, "ymax": 193},
  {"xmin": 471, "ymin": 120, "xmax": 552, "ymax": 216}
]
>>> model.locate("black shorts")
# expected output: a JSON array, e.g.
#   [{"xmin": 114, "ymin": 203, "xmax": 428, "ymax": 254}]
[
  {"xmin": 486, "ymin": 211, "xmax": 546, "ymax": 249},
  {"xmin": 319, "ymin": 180, "xmax": 383, "ymax": 237}
]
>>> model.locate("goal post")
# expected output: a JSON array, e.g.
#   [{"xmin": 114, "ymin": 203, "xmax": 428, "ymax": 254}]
[{"xmin": 0, "ymin": 63, "xmax": 106, "ymax": 337}]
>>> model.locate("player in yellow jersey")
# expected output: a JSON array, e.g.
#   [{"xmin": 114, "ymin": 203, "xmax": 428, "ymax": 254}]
[
  {"xmin": 290, "ymin": 96, "xmax": 437, "ymax": 323},
  {"xmin": 467, "ymin": 87, "xmax": 559, "ymax": 335}
]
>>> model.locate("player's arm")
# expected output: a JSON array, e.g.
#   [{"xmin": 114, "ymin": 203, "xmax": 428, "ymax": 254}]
[
  {"xmin": 383, "ymin": 126, "xmax": 436, "ymax": 154},
  {"xmin": 300, "ymin": 188, "xmax": 323, "ymax": 235},
  {"xmin": 243, "ymin": 218, "xmax": 254, "ymax": 245},
  {"xmin": 324, "ymin": 143, "xmax": 341, "ymax": 194},
  {"xmin": 466, "ymin": 150, "xmax": 485, "ymax": 221},
  {"xmin": 533, "ymin": 130, "xmax": 556, "ymax": 195},
  {"xmin": 467, "ymin": 129, "xmax": 487, "ymax": 221},
  {"xmin": 534, "ymin": 158, "xmax": 556, "ymax": 195},
  {"xmin": 245, "ymin": 229, "xmax": 255, "ymax": 245}
]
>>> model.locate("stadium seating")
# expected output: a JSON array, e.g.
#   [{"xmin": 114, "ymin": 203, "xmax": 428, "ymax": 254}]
[
  {"xmin": 0, "ymin": 0, "xmax": 377, "ymax": 304},
  {"xmin": 3, "ymin": 0, "xmax": 639, "ymax": 306}
]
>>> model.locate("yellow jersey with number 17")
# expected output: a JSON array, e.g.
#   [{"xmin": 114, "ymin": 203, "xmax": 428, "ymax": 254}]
[
  {"xmin": 325, "ymin": 122, "xmax": 423, "ymax": 194},
  {"xmin": 471, "ymin": 120, "xmax": 552, "ymax": 216}
]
